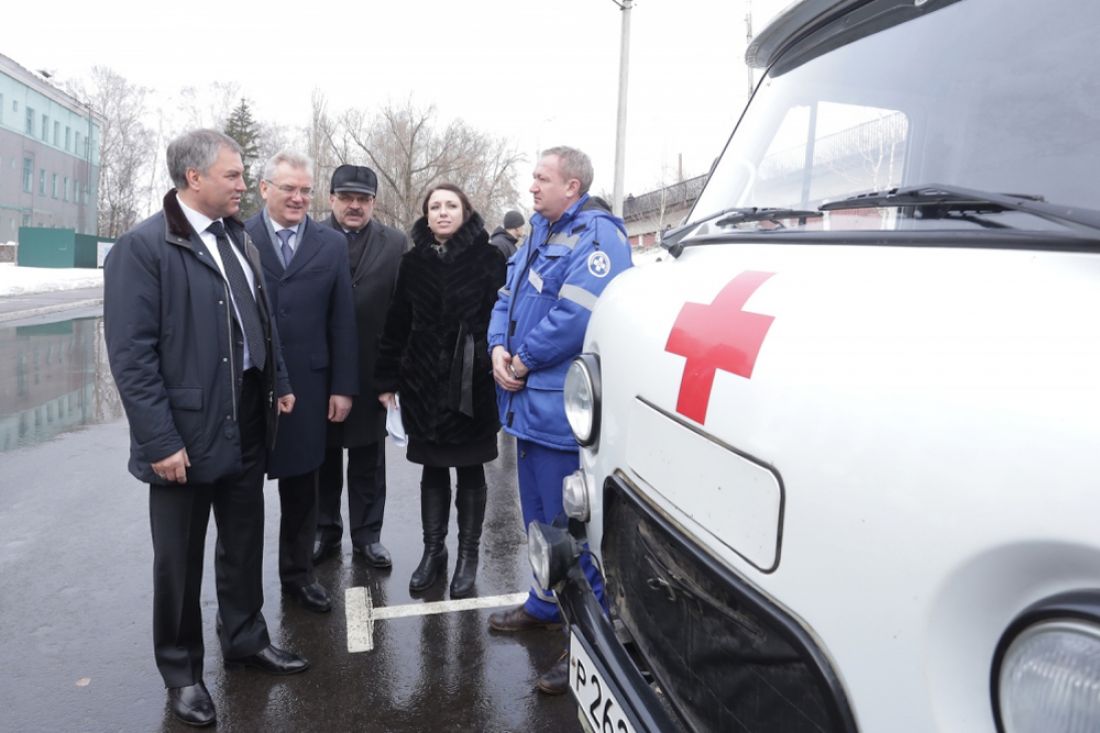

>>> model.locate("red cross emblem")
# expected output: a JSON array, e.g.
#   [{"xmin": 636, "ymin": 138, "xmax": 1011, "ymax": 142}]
[{"xmin": 664, "ymin": 271, "xmax": 776, "ymax": 424}]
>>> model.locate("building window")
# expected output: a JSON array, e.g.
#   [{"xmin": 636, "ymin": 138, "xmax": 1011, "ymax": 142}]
[
  {"xmin": 74, "ymin": 131, "xmax": 81, "ymax": 154},
  {"xmin": 63, "ymin": 177, "xmax": 69, "ymax": 201},
  {"xmin": 53, "ymin": 121, "xmax": 60, "ymax": 146},
  {"xmin": 22, "ymin": 158, "xmax": 33, "ymax": 192},
  {"xmin": 41, "ymin": 114, "xmax": 48, "ymax": 141},
  {"xmin": 52, "ymin": 174, "xmax": 58, "ymax": 199},
  {"xmin": 25, "ymin": 107, "xmax": 34, "ymax": 134},
  {"xmin": 65, "ymin": 127, "xmax": 71, "ymax": 151},
  {"xmin": 39, "ymin": 169, "xmax": 46, "ymax": 195}
]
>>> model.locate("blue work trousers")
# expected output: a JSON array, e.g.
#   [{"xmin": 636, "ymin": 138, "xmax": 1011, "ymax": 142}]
[{"xmin": 516, "ymin": 438, "xmax": 605, "ymax": 621}]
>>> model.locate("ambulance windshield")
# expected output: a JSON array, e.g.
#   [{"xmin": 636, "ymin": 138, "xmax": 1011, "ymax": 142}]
[{"xmin": 690, "ymin": 0, "xmax": 1100, "ymax": 235}]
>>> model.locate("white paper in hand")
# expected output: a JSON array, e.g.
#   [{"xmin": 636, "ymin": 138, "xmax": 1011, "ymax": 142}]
[{"xmin": 386, "ymin": 394, "xmax": 408, "ymax": 447}]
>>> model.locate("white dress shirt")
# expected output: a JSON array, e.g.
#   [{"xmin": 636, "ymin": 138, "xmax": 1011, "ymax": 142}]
[{"xmin": 176, "ymin": 195, "xmax": 259, "ymax": 370}]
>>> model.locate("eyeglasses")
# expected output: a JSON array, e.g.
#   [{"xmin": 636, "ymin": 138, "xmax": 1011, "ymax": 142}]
[{"xmin": 265, "ymin": 180, "xmax": 313, "ymax": 197}]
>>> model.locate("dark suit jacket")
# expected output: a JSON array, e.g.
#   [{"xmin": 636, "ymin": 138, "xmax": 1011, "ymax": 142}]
[
  {"xmin": 324, "ymin": 215, "xmax": 406, "ymax": 447},
  {"xmin": 105, "ymin": 190, "xmax": 291, "ymax": 485},
  {"xmin": 246, "ymin": 211, "xmax": 358, "ymax": 477}
]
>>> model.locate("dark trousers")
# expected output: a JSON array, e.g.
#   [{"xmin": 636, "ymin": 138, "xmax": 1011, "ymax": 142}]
[
  {"xmin": 317, "ymin": 440, "xmax": 386, "ymax": 546},
  {"xmin": 277, "ymin": 471, "xmax": 319, "ymax": 587},
  {"xmin": 148, "ymin": 369, "xmax": 269, "ymax": 688}
]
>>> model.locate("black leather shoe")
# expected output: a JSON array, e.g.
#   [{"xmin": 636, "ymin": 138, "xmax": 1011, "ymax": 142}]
[
  {"xmin": 283, "ymin": 580, "xmax": 332, "ymax": 613},
  {"xmin": 488, "ymin": 604, "xmax": 562, "ymax": 633},
  {"xmin": 312, "ymin": 534, "xmax": 341, "ymax": 564},
  {"xmin": 536, "ymin": 651, "xmax": 570, "ymax": 696},
  {"xmin": 224, "ymin": 644, "xmax": 310, "ymax": 675},
  {"xmin": 353, "ymin": 541, "xmax": 392, "ymax": 568},
  {"xmin": 167, "ymin": 681, "xmax": 215, "ymax": 727}
]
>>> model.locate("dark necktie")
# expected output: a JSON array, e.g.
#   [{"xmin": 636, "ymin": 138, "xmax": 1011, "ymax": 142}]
[
  {"xmin": 276, "ymin": 228, "xmax": 294, "ymax": 268},
  {"xmin": 207, "ymin": 220, "xmax": 266, "ymax": 371}
]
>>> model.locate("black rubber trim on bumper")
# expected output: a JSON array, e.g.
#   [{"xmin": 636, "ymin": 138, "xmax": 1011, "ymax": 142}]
[{"xmin": 557, "ymin": 562, "xmax": 680, "ymax": 733}]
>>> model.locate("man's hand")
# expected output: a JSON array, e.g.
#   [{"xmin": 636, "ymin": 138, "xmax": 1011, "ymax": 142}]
[
  {"xmin": 152, "ymin": 447, "xmax": 190, "ymax": 484},
  {"xmin": 278, "ymin": 394, "xmax": 296, "ymax": 414},
  {"xmin": 510, "ymin": 354, "xmax": 530, "ymax": 379},
  {"xmin": 492, "ymin": 346, "xmax": 526, "ymax": 392},
  {"xmin": 328, "ymin": 394, "xmax": 352, "ymax": 422},
  {"xmin": 378, "ymin": 392, "xmax": 397, "ymax": 410}
]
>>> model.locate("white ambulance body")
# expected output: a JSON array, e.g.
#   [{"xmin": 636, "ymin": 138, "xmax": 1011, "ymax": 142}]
[{"xmin": 531, "ymin": 0, "xmax": 1100, "ymax": 731}]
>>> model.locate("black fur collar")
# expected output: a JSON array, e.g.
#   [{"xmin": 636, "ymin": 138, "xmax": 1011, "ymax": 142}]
[
  {"xmin": 163, "ymin": 188, "xmax": 245, "ymax": 240},
  {"xmin": 410, "ymin": 211, "xmax": 488, "ymax": 262}
]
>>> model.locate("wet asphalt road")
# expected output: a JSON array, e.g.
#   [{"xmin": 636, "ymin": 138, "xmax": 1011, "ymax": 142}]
[{"xmin": 0, "ymin": 307, "xmax": 582, "ymax": 732}]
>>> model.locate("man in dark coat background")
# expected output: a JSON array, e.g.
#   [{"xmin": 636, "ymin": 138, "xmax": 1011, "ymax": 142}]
[
  {"xmin": 104, "ymin": 129, "xmax": 309, "ymax": 728},
  {"xmin": 245, "ymin": 151, "xmax": 358, "ymax": 614},
  {"xmin": 314, "ymin": 164, "xmax": 406, "ymax": 568},
  {"xmin": 489, "ymin": 209, "xmax": 525, "ymax": 259}
]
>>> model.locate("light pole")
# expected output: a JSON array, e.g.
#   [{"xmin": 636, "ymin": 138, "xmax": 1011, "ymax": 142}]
[{"xmin": 612, "ymin": 0, "xmax": 633, "ymax": 218}]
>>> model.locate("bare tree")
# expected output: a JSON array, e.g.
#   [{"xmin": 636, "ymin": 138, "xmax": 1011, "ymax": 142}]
[
  {"xmin": 68, "ymin": 67, "xmax": 156, "ymax": 237},
  {"xmin": 331, "ymin": 100, "xmax": 524, "ymax": 232},
  {"xmin": 306, "ymin": 90, "xmax": 350, "ymax": 221},
  {"xmin": 175, "ymin": 81, "xmax": 243, "ymax": 131}
]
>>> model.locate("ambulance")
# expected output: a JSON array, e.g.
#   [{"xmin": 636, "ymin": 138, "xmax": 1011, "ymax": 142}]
[{"xmin": 525, "ymin": 0, "xmax": 1100, "ymax": 731}]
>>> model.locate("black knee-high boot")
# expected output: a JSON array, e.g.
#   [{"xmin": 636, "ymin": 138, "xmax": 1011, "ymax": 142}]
[
  {"xmin": 410, "ymin": 483, "xmax": 451, "ymax": 592},
  {"xmin": 450, "ymin": 484, "xmax": 487, "ymax": 598}
]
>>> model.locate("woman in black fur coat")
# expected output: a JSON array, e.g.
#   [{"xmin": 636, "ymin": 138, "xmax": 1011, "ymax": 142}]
[{"xmin": 375, "ymin": 183, "xmax": 507, "ymax": 597}]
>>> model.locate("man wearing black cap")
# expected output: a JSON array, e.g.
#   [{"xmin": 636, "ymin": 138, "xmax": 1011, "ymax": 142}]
[
  {"xmin": 489, "ymin": 210, "xmax": 526, "ymax": 260},
  {"xmin": 314, "ymin": 165, "xmax": 407, "ymax": 568}
]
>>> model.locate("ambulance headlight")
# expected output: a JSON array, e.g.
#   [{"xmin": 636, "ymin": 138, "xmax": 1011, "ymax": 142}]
[
  {"xmin": 564, "ymin": 354, "xmax": 601, "ymax": 447},
  {"xmin": 562, "ymin": 470, "xmax": 590, "ymax": 522},
  {"xmin": 528, "ymin": 521, "xmax": 580, "ymax": 591},
  {"xmin": 993, "ymin": 593, "xmax": 1100, "ymax": 733}
]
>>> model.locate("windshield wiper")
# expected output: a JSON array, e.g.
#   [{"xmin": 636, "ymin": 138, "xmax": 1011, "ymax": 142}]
[
  {"xmin": 714, "ymin": 207, "xmax": 823, "ymax": 227},
  {"xmin": 662, "ymin": 207, "xmax": 823, "ymax": 256},
  {"xmin": 820, "ymin": 183, "xmax": 1100, "ymax": 232}
]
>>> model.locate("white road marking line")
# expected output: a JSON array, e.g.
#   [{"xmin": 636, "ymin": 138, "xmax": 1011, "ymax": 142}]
[
  {"xmin": 345, "ymin": 586, "xmax": 375, "ymax": 653},
  {"xmin": 372, "ymin": 592, "xmax": 529, "ymax": 621},
  {"xmin": 344, "ymin": 590, "xmax": 528, "ymax": 654}
]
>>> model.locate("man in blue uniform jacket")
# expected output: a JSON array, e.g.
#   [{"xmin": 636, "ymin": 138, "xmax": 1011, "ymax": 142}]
[
  {"xmin": 104, "ymin": 129, "xmax": 308, "ymax": 728},
  {"xmin": 487, "ymin": 145, "xmax": 633, "ymax": 694},
  {"xmin": 245, "ymin": 151, "xmax": 358, "ymax": 614}
]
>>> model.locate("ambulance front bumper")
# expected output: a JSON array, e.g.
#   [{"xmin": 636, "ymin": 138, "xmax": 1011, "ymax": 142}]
[{"xmin": 553, "ymin": 559, "xmax": 681, "ymax": 733}]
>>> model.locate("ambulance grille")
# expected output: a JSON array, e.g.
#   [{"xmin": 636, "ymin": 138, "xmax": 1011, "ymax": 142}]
[{"xmin": 601, "ymin": 476, "xmax": 856, "ymax": 733}]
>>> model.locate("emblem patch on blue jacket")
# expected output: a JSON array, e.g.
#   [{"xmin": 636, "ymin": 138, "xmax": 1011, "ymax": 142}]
[{"xmin": 587, "ymin": 251, "xmax": 611, "ymax": 278}]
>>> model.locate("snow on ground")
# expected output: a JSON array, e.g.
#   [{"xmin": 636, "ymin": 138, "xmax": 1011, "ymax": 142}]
[
  {"xmin": 0, "ymin": 246, "xmax": 663, "ymax": 299},
  {"xmin": 0, "ymin": 263, "xmax": 103, "ymax": 296}
]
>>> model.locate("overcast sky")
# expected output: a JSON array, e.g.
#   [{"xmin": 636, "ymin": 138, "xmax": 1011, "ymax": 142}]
[{"xmin": 5, "ymin": 0, "xmax": 789, "ymax": 202}]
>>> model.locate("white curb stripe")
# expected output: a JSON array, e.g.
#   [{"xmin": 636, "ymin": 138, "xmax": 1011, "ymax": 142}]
[{"xmin": 344, "ymin": 590, "xmax": 528, "ymax": 654}]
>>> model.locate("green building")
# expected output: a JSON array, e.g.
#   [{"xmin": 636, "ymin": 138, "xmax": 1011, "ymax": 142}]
[{"xmin": 0, "ymin": 52, "xmax": 102, "ymax": 243}]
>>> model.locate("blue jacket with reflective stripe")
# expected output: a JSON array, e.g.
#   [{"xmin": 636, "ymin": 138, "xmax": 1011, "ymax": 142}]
[{"xmin": 488, "ymin": 194, "xmax": 632, "ymax": 449}]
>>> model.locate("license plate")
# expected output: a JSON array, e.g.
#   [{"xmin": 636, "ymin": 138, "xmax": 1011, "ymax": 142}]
[{"xmin": 570, "ymin": 632, "xmax": 637, "ymax": 733}]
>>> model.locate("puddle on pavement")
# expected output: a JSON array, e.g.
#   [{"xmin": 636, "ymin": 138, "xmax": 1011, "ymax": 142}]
[{"xmin": 0, "ymin": 315, "xmax": 122, "ymax": 452}]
